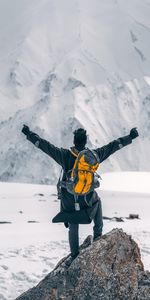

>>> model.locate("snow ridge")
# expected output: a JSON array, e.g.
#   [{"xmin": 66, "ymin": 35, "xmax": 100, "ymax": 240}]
[{"xmin": 0, "ymin": 0, "xmax": 150, "ymax": 183}]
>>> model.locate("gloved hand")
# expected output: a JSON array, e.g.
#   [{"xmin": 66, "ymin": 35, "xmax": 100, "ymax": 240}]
[
  {"xmin": 130, "ymin": 128, "xmax": 139, "ymax": 140},
  {"xmin": 22, "ymin": 124, "xmax": 30, "ymax": 136}
]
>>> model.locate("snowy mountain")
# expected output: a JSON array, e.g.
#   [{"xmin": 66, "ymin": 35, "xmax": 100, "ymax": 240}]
[{"xmin": 0, "ymin": 0, "xmax": 150, "ymax": 184}]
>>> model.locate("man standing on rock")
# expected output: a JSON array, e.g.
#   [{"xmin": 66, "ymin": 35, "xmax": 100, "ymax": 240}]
[{"xmin": 22, "ymin": 125, "xmax": 139, "ymax": 260}]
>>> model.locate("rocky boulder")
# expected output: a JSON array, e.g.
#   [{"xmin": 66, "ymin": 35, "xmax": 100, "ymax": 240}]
[{"xmin": 15, "ymin": 229, "xmax": 150, "ymax": 300}]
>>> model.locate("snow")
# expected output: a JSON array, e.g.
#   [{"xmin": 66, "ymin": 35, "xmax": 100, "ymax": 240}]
[
  {"xmin": 100, "ymin": 171, "xmax": 150, "ymax": 194},
  {"xmin": 0, "ymin": 0, "xmax": 150, "ymax": 184},
  {"xmin": 0, "ymin": 0, "xmax": 150, "ymax": 296},
  {"xmin": 0, "ymin": 172, "xmax": 150, "ymax": 299},
  {"xmin": 144, "ymin": 76, "xmax": 150, "ymax": 86}
]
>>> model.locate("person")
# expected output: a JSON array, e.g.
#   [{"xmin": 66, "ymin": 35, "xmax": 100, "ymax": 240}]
[{"xmin": 22, "ymin": 125, "xmax": 139, "ymax": 259}]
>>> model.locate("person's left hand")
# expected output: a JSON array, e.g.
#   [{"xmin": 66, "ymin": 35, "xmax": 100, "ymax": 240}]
[{"xmin": 130, "ymin": 128, "xmax": 139, "ymax": 139}]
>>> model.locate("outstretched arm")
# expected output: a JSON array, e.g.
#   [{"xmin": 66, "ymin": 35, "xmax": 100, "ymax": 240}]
[
  {"xmin": 22, "ymin": 125, "xmax": 65, "ymax": 167},
  {"xmin": 95, "ymin": 128, "xmax": 139, "ymax": 163}
]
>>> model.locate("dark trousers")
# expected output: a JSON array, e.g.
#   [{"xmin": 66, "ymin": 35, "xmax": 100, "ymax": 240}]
[{"xmin": 68, "ymin": 198, "xmax": 103, "ymax": 257}]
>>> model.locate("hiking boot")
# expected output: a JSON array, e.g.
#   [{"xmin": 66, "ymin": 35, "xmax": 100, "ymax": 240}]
[
  {"xmin": 80, "ymin": 235, "xmax": 93, "ymax": 250},
  {"xmin": 93, "ymin": 235, "xmax": 101, "ymax": 242},
  {"xmin": 71, "ymin": 251, "xmax": 79, "ymax": 259},
  {"xmin": 65, "ymin": 252, "xmax": 79, "ymax": 267}
]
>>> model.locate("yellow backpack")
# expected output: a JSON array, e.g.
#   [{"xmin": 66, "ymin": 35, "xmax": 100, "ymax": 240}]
[{"xmin": 65, "ymin": 148, "xmax": 100, "ymax": 196}]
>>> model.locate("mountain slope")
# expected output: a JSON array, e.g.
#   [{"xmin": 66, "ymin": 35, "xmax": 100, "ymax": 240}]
[{"xmin": 0, "ymin": 0, "xmax": 150, "ymax": 183}]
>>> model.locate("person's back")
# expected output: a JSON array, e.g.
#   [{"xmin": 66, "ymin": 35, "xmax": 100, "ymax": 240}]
[{"xmin": 22, "ymin": 125, "xmax": 139, "ymax": 259}]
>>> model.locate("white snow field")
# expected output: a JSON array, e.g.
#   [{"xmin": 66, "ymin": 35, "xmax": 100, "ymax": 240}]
[{"xmin": 0, "ymin": 172, "xmax": 150, "ymax": 300}]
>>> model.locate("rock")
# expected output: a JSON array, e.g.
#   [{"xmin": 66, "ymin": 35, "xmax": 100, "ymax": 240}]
[
  {"xmin": 112, "ymin": 217, "xmax": 124, "ymax": 222},
  {"xmin": 0, "ymin": 221, "xmax": 12, "ymax": 224},
  {"xmin": 102, "ymin": 216, "xmax": 112, "ymax": 220},
  {"xmin": 137, "ymin": 271, "xmax": 150, "ymax": 299},
  {"xmin": 27, "ymin": 221, "xmax": 39, "ymax": 223},
  {"xmin": 15, "ymin": 229, "xmax": 150, "ymax": 300},
  {"xmin": 128, "ymin": 214, "xmax": 139, "ymax": 220},
  {"xmin": 103, "ymin": 215, "xmax": 140, "ymax": 222}
]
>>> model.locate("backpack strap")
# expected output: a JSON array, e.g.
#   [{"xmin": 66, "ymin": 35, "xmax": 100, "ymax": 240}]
[
  {"xmin": 70, "ymin": 147, "xmax": 79, "ymax": 158},
  {"xmin": 87, "ymin": 148, "xmax": 100, "ymax": 164}
]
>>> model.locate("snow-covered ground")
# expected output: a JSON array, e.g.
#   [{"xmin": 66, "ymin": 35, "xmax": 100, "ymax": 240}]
[{"xmin": 0, "ymin": 172, "xmax": 150, "ymax": 300}]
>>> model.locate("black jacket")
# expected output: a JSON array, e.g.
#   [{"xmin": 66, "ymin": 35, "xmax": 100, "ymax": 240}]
[{"xmin": 26, "ymin": 131, "xmax": 132, "ymax": 222}]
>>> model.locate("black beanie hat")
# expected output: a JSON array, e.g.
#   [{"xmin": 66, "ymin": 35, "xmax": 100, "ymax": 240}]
[{"xmin": 73, "ymin": 128, "xmax": 87, "ymax": 150}]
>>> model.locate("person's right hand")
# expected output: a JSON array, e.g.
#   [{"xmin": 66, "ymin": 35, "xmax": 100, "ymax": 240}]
[{"xmin": 22, "ymin": 124, "xmax": 30, "ymax": 136}]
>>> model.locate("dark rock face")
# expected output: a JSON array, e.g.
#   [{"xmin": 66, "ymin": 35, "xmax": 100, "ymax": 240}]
[{"xmin": 15, "ymin": 229, "xmax": 150, "ymax": 300}]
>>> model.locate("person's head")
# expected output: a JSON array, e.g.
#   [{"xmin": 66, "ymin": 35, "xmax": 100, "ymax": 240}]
[{"xmin": 73, "ymin": 128, "xmax": 87, "ymax": 151}]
